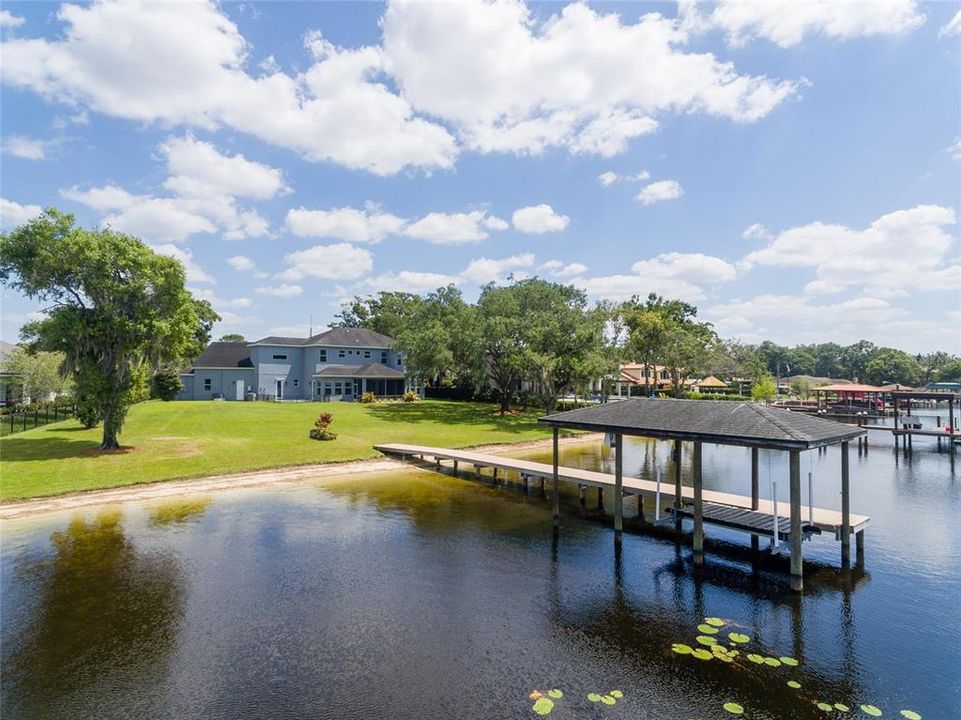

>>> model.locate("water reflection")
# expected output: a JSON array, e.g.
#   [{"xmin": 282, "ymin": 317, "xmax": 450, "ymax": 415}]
[
  {"xmin": 149, "ymin": 497, "xmax": 212, "ymax": 528},
  {"xmin": 2, "ymin": 512, "xmax": 185, "ymax": 719}
]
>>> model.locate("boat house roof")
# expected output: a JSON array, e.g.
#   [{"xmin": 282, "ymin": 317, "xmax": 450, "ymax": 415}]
[{"xmin": 540, "ymin": 398, "xmax": 864, "ymax": 451}]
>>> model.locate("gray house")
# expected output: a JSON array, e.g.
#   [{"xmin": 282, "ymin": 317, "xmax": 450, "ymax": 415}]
[{"xmin": 177, "ymin": 328, "xmax": 414, "ymax": 401}]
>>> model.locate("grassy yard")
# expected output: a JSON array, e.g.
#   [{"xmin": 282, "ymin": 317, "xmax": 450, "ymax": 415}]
[{"xmin": 0, "ymin": 399, "xmax": 557, "ymax": 501}]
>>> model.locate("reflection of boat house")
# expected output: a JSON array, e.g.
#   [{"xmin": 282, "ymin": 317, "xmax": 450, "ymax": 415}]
[{"xmin": 178, "ymin": 328, "xmax": 416, "ymax": 401}]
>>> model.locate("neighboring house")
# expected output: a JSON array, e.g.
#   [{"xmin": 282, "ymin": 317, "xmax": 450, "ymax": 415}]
[
  {"xmin": 612, "ymin": 363, "xmax": 673, "ymax": 396},
  {"xmin": 177, "ymin": 328, "xmax": 416, "ymax": 401},
  {"xmin": 0, "ymin": 340, "xmax": 23, "ymax": 406}
]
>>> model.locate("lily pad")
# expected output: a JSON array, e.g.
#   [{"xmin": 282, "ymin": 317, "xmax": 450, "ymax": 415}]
[
  {"xmin": 692, "ymin": 648, "xmax": 714, "ymax": 660},
  {"xmin": 698, "ymin": 624, "xmax": 720, "ymax": 634},
  {"xmin": 764, "ymin": 657, "xmax": 782, "ymax": 667},
  {"xmin": 532, "ymin": 697, "xmax": 554, "ymax": 715},
  {"xmin": 861, "ymin": 706, "xmax": 883, "ymax": 717},
  {"xmin": 696, "ymin": 635, "xmax": 719, "ymax": 646},
  {"xmin": 780, "ymin": 657, "xmax": 799, "ymax": 666},
  {"xmin": 672, "ymin": 643, "xmax": 693, "ymax": 655},
  {"xmin": 747, "ymin": 653, "xmax": 765, "ymax": 664},
  {"xmin": 728, "ymin": 632, "xmax": 751, "ymax": 644},
  {"xmin": 600, "ymin": 695, "xmax": 616, "ymax": 705},
  {"xmin": 547, "ymin": 689, "xmax": 563, "ymax": 699},
  {"xmin": 899, "ymin": 712, "xmax": 921, "ymax": 720},
  {"xmin": 818, "ymin": 702, "xmax": 834, "ymax": 712},
  {"xmin": 705, "ymin": 617, "xmax": 725, "ymax": 627},
  {"xmin": 587, "ymin": 693, "xmax": 602, "ymax": 703},
  {"xmin": 717, "ymin": 654, "xmax": 734, "ymax": 663},
  {"xmin": 835, "ymin": 704, "xmax": 850, "ymax": 712},
  {"xmin": 609, "ymin": 690, "xmax": 623, "ymax": 698},
  {"xmin": 788, "ymin": 681, "xmax": 802, "ymax": 689},
  {"xmin": 728, "ymin": 650, "xmax": 739, "ymax": 657},
  {"xmin": 723, "ymin": 702, "xmax": 745, "ymax": 715}
]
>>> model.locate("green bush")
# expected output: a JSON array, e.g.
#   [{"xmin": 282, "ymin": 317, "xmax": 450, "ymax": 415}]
[
  {"xmin": 309, "ymin": 412, "xmax": 337, "ymax": 440},
  {"xmin": 151, "ymin": 370, "xmax": 183, "ymax": 401}
]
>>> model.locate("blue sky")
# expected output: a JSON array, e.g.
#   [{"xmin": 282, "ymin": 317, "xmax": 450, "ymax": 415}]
[{"xmin": 1, "ymin": 1, "xmax": 959, "ymax": 353}]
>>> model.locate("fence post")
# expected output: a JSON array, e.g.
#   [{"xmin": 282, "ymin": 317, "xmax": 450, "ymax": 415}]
[{"xmin": 22, "ymin": 412, "xmax": 27, "ymax": 432}]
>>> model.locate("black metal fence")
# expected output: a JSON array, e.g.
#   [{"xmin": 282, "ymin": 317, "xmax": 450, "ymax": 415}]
[{"xmin": 0, "ymin": 403, "xmax": 77, "ymax": 437}]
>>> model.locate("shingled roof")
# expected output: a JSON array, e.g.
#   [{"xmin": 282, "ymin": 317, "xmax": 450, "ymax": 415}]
[
  {"xmin": 313, "ymin": 362, "xmax": 405, "ymax": 379},
  {"xmin": 249, "ymin": 327, "xmax": 395, "ymax": 348},
  {"xmin": 188, "ymin": 342, "xmax": 254, "ymax": 370},
  {"xmin": 540, "ymin": 398, "xmax": 864, "ymax": 450}
]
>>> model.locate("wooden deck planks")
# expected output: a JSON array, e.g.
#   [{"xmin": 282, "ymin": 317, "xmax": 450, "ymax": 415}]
[{"xmin": 374, "ymin": 443, "xmax": 870, "ymax": 536}]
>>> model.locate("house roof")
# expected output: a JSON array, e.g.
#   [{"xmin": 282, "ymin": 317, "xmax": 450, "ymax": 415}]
[
  {"xmin": 814, "ymin": 383, "xmax": 884, "ymax": 393},
  {"xmin": 696, "ymin": 375, "xmax": 729, "ymax": 388},
  {"xmin": 189, "ymin": 342, "xmax": 254, "ymax": 369},
  {"xmin": 249, "ymin": 327, "xmax": 395, "ymax": 349},
  {"xmin": 313, "ymin": 362, "xmax": 405, "ymax": 379},
  {"xmin": 540, "ymin": 398, "xmax": 865, "ymax": 450}
]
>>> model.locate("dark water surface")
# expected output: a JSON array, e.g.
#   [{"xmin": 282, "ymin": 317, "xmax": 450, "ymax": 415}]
[{"xmin": 2, "ymin": 416, "xmax": 958, "ymax": 719}]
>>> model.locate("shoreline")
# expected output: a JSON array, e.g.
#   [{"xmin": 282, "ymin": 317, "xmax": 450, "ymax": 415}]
[{"xmin": 0, "ymin": 432, "xmax": 602, "ymax": 520}]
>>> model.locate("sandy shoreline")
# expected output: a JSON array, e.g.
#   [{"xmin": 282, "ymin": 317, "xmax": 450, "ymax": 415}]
[{"xmin": 0, "ymin": 433, "xmax": 602, "ymax": 520}]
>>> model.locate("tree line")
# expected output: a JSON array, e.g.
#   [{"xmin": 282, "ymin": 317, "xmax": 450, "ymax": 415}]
[{"xmin": 337, "ymin": 282, "xmax": 961, "ymax": 413}]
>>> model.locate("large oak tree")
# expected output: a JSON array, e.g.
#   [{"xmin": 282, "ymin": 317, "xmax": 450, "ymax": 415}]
[{"xmin": 0, "ymin": 210, "xmax": 217, "ymax": 449}]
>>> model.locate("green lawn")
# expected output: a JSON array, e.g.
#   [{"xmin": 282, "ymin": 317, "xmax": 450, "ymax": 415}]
[{"xmin": 0, "ymin": 400, "xmax": 557, "ymax": 501}]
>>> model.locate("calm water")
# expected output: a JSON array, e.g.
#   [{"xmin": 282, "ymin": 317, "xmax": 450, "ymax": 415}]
[{"xmin": 2, "ymin": 414, "xmax": 958, "ymax": 719}]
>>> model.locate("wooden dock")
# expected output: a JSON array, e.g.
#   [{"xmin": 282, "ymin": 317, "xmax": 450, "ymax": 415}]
[{"xmin": 373, "ymin": 443, "xmax": 870, "ymax": 539}]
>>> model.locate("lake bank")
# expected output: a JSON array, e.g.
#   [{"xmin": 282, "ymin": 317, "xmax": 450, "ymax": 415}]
[{"xmin": 0, "ymin": 432, "xmax": 601, "ymax": 518}]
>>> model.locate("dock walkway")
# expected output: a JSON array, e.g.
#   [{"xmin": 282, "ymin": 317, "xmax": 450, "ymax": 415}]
[{"xmin": 374, "ymin": 443, "xmax": 870, "ymax": 538}]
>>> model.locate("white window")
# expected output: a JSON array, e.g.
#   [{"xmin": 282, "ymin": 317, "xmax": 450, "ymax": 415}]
[
  {"xmin": 293, "ymin": 379, "xmax": 299, "ymax": 387},
  {"xmin": 338, "ymin": 350, "xmax": 346, "ymax": 358},
  {"xmin": 319, "ymin": 349, "xmax": 327, "ymax": 362},
  {"xmin": 334, "ymin": 382, "xmax": 343, "ymax": 394},
  {"xmin": 364, "ymin": 350, "xmax": 371, "ymax": 359},
  {"xmin": 381, "ymin": 350, "xmax": 388, "ymax": 365},
  {"xmin": 203, "ymin": 378, "xmax": 212, "ymax": 391}
]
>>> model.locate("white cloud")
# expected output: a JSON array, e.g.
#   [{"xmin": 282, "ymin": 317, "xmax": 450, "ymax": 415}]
[
  {"xmin": 285, "ymin": 205, "xmax": 405, "ymax": 243},
  {"xmin": 0, "ymin": 1, "xmax": 456, "ymax": 175},
  {"xmin": 947, "ymin": 137, "xmax": 961, "ymax": 161},
  {"xmin": 741, "ymin": 222, "xmax": 770, "ymax": 240},
  {"xmin": 189, "ymin": 287, "xmax": 252, "ymax": 309},
  {"xmin": 705, "ymin": 294, "xmax": 959, "ymax": 354},
  {"xmin": 256, "ymin": 283, "xmax": 302, "ymax": 298},
  {"xmin": 2, "ymin": 135, "xmax": 53, "ymax": 160},
  {"xmin": 636, "ymin": 179, "xmax": 683, "ymax": 205},
  {"xmin": 150, "ymin": 243, "xmax": 215, "ymax": 284},
  {"xmin": 228, "ymin": 255, "xmax": 255, "ymax": 271},
  {"xmin": 281, "ymin": 243, "xmax": 374, "ymax": 280},
  {"xmin": 0, "ymin": 198, "xmax": 43, "ymax": 230},
  {"xmin": 382, "ymin": 2, "xmax": 798, "ymax": 158},
  {"xmin": 215, "ymin": 310, "xmax": 260, "ymax": 326},
  {"xmin": 0, "ymin": 10, "xmax": 24, "ymax": 28},
  {"xmin": 160, "ymin": 134, "xmax": 288, "ymax": 200},
  {"xmin": 598, "ymin": 169, "xmax": 650, "ymax": 187},
  {"xmin": 511, "ymin": 204, "xmax": 570, "ymax": 234},
  {"xmin": 60, "ymin": 135, "xmax": 278, "ymax": 242},
  {"xmin": 403, "ymin": 210, "xmax": 503, "ymax": 244},
  {"xmin": 684, "ymin": 0, "xmax": 925, "ymax": 48},
  {"xmin": 740, "ymin": 204, "xmax": 960, "ymax": 296},
  {"xmin": 461, "ymin": 252, "xmax": 536, "ymax": 284},
  {"xmin": 541, "ymin": 260, "xmax": 587, "ymax": 278},
  {"xmin": 576, "ymin": 251, "xmax": 736, "ymax": 301},
  {"xmin": 940, "ymin": 10, "xmax": 961, "ymax": 39},
  {"xmin": 360, "ymin": 271, "xmax": 460, "ymax": 293}
]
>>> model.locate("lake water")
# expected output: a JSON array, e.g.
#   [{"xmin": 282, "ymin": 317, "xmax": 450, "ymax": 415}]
[{"xmin": 2, "ymin": 415, "xmax": 958, "ymax": 719}]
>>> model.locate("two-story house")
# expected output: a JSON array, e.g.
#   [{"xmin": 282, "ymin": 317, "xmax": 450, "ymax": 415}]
[{"xmin": 177, "ymin": 328, "xmax": 414, "ymax": 401}]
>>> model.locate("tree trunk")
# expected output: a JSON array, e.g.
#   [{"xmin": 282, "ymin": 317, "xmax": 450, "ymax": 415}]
[
  {"xmin": 499, "ymin": 395, "xmax": 511, "ymax": 413},
  {"xmin": 100, "ymin": 400, "xmax": 122, "ymax": 449}
]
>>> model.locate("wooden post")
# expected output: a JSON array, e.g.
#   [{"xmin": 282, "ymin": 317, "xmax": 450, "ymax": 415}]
[
  {"xmin": 751, "ymin": 447, "xmax": 760, "ymax": 552},
  {"xmin": 840, "ymin": 441, "xmax": 851, "ymax": 566},
  {"xmin": 692, "ymin": 441, "xmax": 704, "ymax": 565},
  {"xmin": 552, "ymin": 428, "xmax": 560, "ymax": 525},
  {"xmin": 789, "ymin": 449, "xmax": 803, "ymax": 592},
  {"xmin": 614, "ymin": 433, "xmax": 624, "ymax": 535},
  {"xmin": 578, "ymin": 485, "xmax": 586, "ymax": 507},
  {"xmin": 673, "ymin": 439, "xmax": 683, "ymax": 532}
]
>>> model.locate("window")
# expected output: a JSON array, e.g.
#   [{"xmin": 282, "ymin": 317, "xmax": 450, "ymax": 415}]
[
  {"xmin": 203, "ymin": 378, "xmax": 212, "ymax": 391},
  {"xmin": 397, "ymin": 357, "xmax": 402, "ymax": 367},
  {"xmin": 293, "ymin": 379, "xmax": 299, "ymax": 387},
  {"xmin": 319, "ymin": 349, "xmax": 327, "ymax": 362},
  {"xmin": 338, "ymin": 350, "xmax": 346, "ymax": 358},
  {"xmin": 381, "ymin": 350, "xmax": 388, "ymax": 365},
  {"xmin": 272, "ymin": 354, "xmax": 287, "ymax": 360},
  {"xmin": 364, "ymin": 350, "xmax": 371, "ymax": 359},
  {"xmin": 334, "ymin": 382, "xmax": 343, "ymax": 394},
  {"xmin": 344, "ymin": 383, "xmax": 352, "ymax": 395}
]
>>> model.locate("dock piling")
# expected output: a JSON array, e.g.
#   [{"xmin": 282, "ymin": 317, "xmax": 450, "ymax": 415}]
[
  {"xmin": 692, "ymin": 441, "xmax": 704, "ymax": 565},
  {"xmin": 614, "ymin": 433, "xmax": 624, "ymax": 536},
  {"xmin": 551, "ymin": 428, "xmax": 560, "ymax": 526},
  {"xmin": 789, "ymin": 450, "xmax": 803, "ymax": 592}
]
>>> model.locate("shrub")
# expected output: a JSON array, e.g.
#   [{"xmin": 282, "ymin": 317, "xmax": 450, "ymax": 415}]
[
  {"xmin": 403, "ymin": 390, "xmax": 418, "ymax": 403},
  {"xmin": 152, "ymin": 370, "xmax": 183, "ymax": 401},
  {"xmin": 360, "ymin": 391, "xmax": 376, "ymax": 404},
  {"xmin": 76, "ymin": 394, "xmax": 101, "ymax": 429},
  {"xmin": 309, "ymin": 412, "xmax": 337, "ymax": 441}
]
